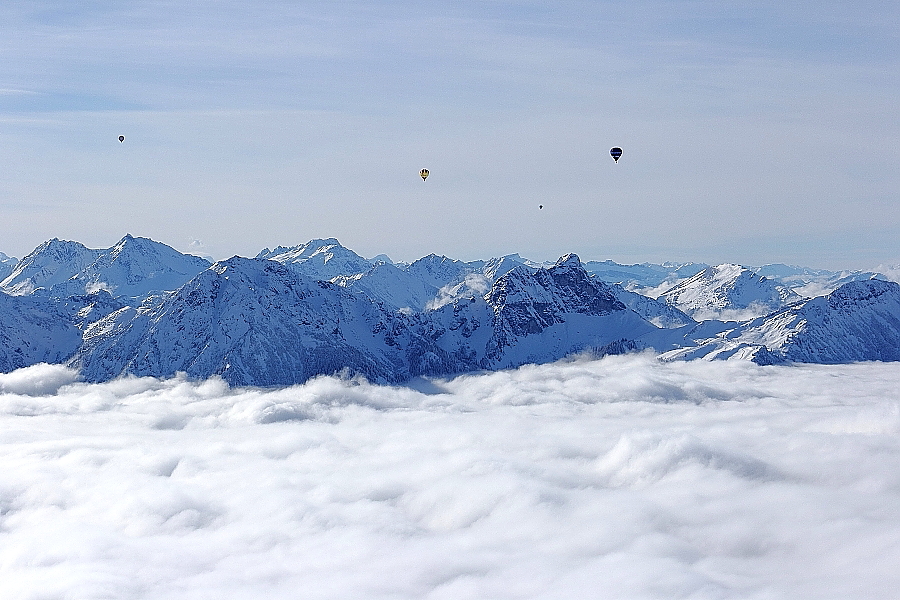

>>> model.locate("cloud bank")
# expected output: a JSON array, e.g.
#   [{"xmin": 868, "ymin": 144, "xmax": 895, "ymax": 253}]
[{"xmin": 2, "ymin": 355, "xmax": 900, "ymax": 598}]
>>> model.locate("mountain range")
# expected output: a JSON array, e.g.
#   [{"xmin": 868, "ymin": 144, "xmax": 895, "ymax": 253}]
[{"xmin": 2, "ymin": 235, "xmax": 898, "ymax": 385}]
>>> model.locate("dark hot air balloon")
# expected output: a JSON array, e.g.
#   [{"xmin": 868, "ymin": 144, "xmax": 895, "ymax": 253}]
[
  {"xmin": 118, "ymin": 135, "xmax": 125, "ymax": 143},
  {"xmin": 419, "ymin": 169, "xmax": 429, "ymax": 181},
  {"xmin": 610, "ymin": 147, "xmax": 622, "ymax": 162}
]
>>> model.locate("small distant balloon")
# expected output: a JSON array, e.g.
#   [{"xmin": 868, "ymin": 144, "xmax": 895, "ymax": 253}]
[
  {"xmin": 419, "ymin": 169, "xmax": 429, "ymax": 181},
  {"xmin": 118, "ymin": 135, "xmax": 125, "ymax": 143},
  {"xmin": 539, "ymin": 205, "xmax": 543, "ymax": 210},
  {"xmin": 610, "ymin": 147, "xmax": 622, "ymax": 162}
]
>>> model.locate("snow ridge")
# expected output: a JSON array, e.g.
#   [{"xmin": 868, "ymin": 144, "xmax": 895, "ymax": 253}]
[
  {"xmin": 2, "ymin": 235, "xmax": 900, "ymax": 385},
  {"xmin": 1, "ymin": 235, "xmax": 209, "ymax": 298},
  {"xmin": 658, "ymin": 263, "xmax": 802, "ymax": 320},
  {"xmin": 656, "ymin": 279, "xmax": 900, "ymax": 364}
]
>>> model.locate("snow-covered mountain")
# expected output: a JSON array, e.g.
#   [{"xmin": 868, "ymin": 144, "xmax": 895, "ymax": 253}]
[
  {"xmin": 407, "ymin": 253, "xmax": 541, "ymax": 310},
  {"xmin": 3, "ymin": 234, "xmax": 900, "ymax": 384},
  {"xmin": 658, "ymin": 264, "xmax": 802, "ymax": 320},
  {"xmin": 1, "ymin": 238, "xmax": 101, "ymax": 295},
  {"xmin": 423, "ymin": 254, "xmax": 644, "ymax": 373},
  {"xmin": 0, "ymin": 251, "xmax": 17, "ymax": 281},
  {"xmin": 584, "ymin": 259, "xmax": 891, "ymax": 302},
  {"xmin": 0, "ymin": 292, "xmax": 82, "ymax": 372},
  {"xmin": 327, "ymin": 251, "xmax": 543, "ymax": 312},
  {"xmin": 256, "ymin": 238, "xmax": 375, "ymax": 281},
  {"xmin": 609, "ymin": 283, "xmax": 695, "ymax": 328},
  {"xmin": 467, "ymin": 254, "xmax": 657, "ymax": 369},
  {"xmin": 74, "ymin": 257, "xmax": 442, "ymax": 385},
  {"xmin": 583, "ymin": 259, "xmax": 708, "ymax": 290},
  {"xmin": 71, "ymin": 254, "xmax": 660, "ymax": 385},
  {"xmin": 657, "ymin": 279, "xmax": 900, "ymax": 364},
  {"xmin": 332, "ymin": 262, "xmax": 439, "ymax": 312},
  {"xmin": 1, "ymin": 235, "xmax": 210, "ymax": 299},
  {"xmin": 404, "ymin": 254, "xmax": 477, "ymax": 290},
  {"xmin": 752, "ymin": 263, "xmax": 887, "ymax": 298}
]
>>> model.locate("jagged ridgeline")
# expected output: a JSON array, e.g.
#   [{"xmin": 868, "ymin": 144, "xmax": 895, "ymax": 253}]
[{"xmin": 2, "ymin": 235, "xmax": 900, "ymax": 385}]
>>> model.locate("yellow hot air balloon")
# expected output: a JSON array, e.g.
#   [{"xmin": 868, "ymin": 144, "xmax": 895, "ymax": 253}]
[{"xmin": 419, "ymin": 169, "xmax": 429, "ymax": 181}]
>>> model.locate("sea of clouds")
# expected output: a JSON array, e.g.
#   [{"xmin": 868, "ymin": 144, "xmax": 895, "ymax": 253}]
[{"xmin": 2, "ymin": 354, "xmax": 900, "ymax": 599}]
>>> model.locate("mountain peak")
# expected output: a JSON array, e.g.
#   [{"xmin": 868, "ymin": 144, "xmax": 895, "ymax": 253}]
[
  {"xmin": 255, "ymin": 238, "xmax": 373, "ymax": 280},
  {"xmin": 2, "ymin": 235, "xmax": 210, "ymax": 298},
  {"xmin": 553, "ymin": 253, "xmax": 582, "ymax": 270},
  {"xmin": 660, "ymin": 263, "xmax": 802, "ymax": 320}
]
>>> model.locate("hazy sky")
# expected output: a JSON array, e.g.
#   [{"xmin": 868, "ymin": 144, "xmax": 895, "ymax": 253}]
[{"xmin": 1, "ymin": 1, "xmax": 897, "ymax": 269}]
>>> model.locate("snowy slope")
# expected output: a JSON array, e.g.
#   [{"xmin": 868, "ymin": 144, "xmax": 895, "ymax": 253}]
[
  {"xmin": 69, "ymin": 254, "xmax": 661, "ymax": 385},
  {"xmin": 753, "ymin": 263, "xmax": 887, "ymax": 298},
  {"xmin": 481, "ymin": 254, "xmax": 541, "ymax": 280},
  {"xmin": 256, "ymin": 238, "xmax": 374, "ymax": 280},
  {"xmin": 584, "ymin": 260, "xmax": 708, "ymax": 289},
  {"xmin": 4, "ymin": 235, "xmax": 900, "ymax": 383},
  {"xmin": 331, "ymin": 262, "xmax": 439, "ymax": 312},
  {"xmin": 409, "ymin": 253, "xmax": 539, "ymax": 310},
  {"xmin": 424, "ymin": 255, "xmax": 659, "ymax": 371},
  {"xmin": 332, "ymin": 252, "xmax": 542, "ymax": 313},
  {"xmin": 609, "ymin": 283, "xmax": 696, "ymax": 328},
  {"xmin": 479, "ymin": 255, "xmax": 657, "ymax": 369},
  {"xmin": 261, "ymin": 246, "xmax": 538, "ymax": 313},
  {"xmin": 0, "ymin": 235, "xmax": 210, "ymax": 299},
  {"xmin": 659, "ymin": 264, "xmax": 802, "ymax": 320},
  {"xmin": 404, "ymin": 254, "xmax": 478, "ymax": 289},
  {"xmin": 0, "ymin": 292, "xmax": 82, "ymax": 371},
  {"xmin": 426, "ymin": 273, "xmax": 495, "ymax": 310},
  {"xmin": 0, "ymin": 251, "xmax": 16, "ymax": 281},
  {"xmin": 763, "ymin": 279, "xmax": 900, "ymax": 363},
  {"xmin": 47, "ymin": 234, "xmax": 210, "ymax": 299},
  {"xmin": 1, "ymin": 238, "xmax": 101, "ymax": 295},
  {"xmin": 582, "ymin": 260, "xmax": 885, "ymax": 302},
  {"xmin": 73, "ymin": 257, "xmax": 470, "ymax": 386},
  {"xmin": 657, "ymin": 279, "xmax": 900, "ymax": 364}
]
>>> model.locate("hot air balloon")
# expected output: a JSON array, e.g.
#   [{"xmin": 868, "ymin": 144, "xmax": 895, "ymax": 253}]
[
  {"xmin": 539, "ymin": 205, "xmax": 543, "ymax": 210},
  {"xmin": 118, "ymin": 135, "xmax": 125, "ymax": 143},
  {"xmin": 610, "ymin": 147, "xmax": 622, "ymax": 162},
  {"xmin": 419, "ymin": 169, "xmax": 429, "ymax": 181}
]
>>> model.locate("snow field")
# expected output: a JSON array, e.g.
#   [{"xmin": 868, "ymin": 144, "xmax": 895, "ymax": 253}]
[{"xmin": 2, "ymin": 355, "xmax": 900, "ymax": 599}]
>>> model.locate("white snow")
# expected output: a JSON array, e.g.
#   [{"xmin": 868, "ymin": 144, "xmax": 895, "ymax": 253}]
[
  {"xmin": 658, "ymin": 263, "xmax": 802, "ymax": 320},
  {"xmin": 2, "ymin": 355, "xmax": 900, "ymax": 599},
  {"xmin": 256, "ymin": 238, "xmax": 375, "ymax": 281},
  {"xmin": 0, "ymin": 235, "xmax": 209, "ymax": 298}
]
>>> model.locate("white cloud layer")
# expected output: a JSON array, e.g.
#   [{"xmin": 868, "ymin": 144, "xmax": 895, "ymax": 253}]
[
  {"xmin": 2, "ymin": 354, "xmax": 900, "ymax": 598},
  {"xmin": 0, "ymin": 363, "xmax": 80, "ymax": 397}
]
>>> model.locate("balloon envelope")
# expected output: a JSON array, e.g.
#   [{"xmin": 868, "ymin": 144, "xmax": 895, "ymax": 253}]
[
  {"xmin": 419, "ymin": 169, "xmax": 429, "ymax": 181},
  {"xmin": 610, "ymin": 147, "xmax": 622, "ymax": 162},
  {"xmin": 118, "ymin": 135, "xmax": 125, "ymax": 142}
]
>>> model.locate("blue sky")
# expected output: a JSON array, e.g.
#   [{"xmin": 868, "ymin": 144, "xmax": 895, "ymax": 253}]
[{"xmin": 1, "ymin": 1, "xmax": 897, "ymax": 269}]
